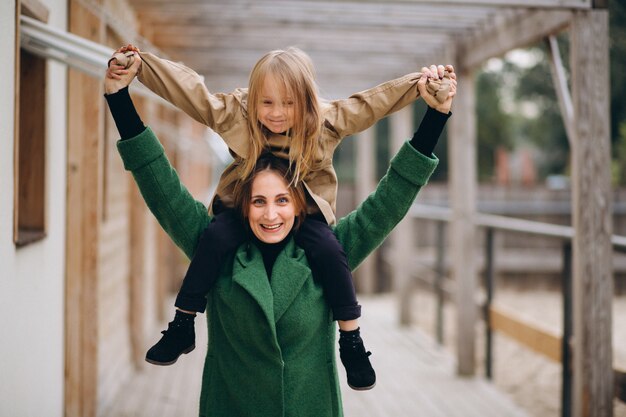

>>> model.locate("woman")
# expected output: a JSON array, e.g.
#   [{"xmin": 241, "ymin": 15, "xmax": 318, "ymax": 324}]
[{"xmin": 105, "ymin": 60, "xmax": 454, "ymax": 417}]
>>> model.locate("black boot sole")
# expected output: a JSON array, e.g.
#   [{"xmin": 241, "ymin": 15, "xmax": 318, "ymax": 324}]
[
  {"xmin": 145, "ymin": 343, "xmax": 196, "ymax": 366},
  {"xmin": 348, "ymin": 382, "xmax": 376, "ymax": 391}
]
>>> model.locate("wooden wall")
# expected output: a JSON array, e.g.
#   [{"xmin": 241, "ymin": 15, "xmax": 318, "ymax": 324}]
[{"xmin": 64, "ymin": 2, "xmax": 214, "ymax": 416}]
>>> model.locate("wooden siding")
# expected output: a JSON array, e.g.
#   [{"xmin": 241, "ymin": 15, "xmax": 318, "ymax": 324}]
[{"xmin": 97, "ymin": 114, "xmax": 133, "ymax": 416}]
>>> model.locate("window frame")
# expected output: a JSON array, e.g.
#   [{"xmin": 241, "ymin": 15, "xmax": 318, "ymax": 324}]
[{"xmin": 14, "ymin": 0, "xmax": 49, "ymax": 247}]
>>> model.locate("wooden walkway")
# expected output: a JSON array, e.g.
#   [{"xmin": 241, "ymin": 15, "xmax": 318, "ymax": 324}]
[{"xmin": 103, "ymin": 296, "xmax": 529, "ymax": 417}]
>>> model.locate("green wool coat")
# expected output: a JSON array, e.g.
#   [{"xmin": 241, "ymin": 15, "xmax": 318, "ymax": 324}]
[{"xmin": 117, "ymin": 127, "xmax": 438, "ymax": 417}]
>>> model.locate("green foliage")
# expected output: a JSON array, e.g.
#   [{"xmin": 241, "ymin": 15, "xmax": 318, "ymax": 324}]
[
  {"xmin": 513, "ymin": 41, "xmax": 569, "ymax": 177},
  {"xmin": 476, "ymin": 66, "xmax": 516, "ymax": 181},
  {"xmin": 340, "ymin": 1, "xmax": 626, "ymax": 186}
]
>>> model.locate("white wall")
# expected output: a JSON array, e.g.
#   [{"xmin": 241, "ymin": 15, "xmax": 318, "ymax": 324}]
[{"xmin": 0, "ymin": 1, "xmax": 68, "ymax": 415}]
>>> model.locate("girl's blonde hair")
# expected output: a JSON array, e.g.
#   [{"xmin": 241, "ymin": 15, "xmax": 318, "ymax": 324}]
[{"xmin": 245, "ymin": 47, "xmax": 322, "ymax": 186}]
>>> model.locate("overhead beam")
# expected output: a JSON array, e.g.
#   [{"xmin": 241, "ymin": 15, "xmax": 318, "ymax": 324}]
[
  {"xmin": 151, "ymin": 26, "xmax": 452, "ymax": 49},
  {"xmin": 174, "ymin": 50, "xmax": 441, "ymax": 72},
  {"xmin": 165, "ymin": 44, "xmax": 445, "ymax": 65},
  {"xmin": 333, "ymin": 0, "xmax": 591, "ymax": 7},
  {"xmin": 458, "ymin": 9, "xmax": 573, "ymax": 70},
  {"xmin": 136, "ymin": 2, "xmax": 495, "ymax": 28},
  {"xmin": 130, "ymin": 0, "xmax": 593, "ymax": 9}
]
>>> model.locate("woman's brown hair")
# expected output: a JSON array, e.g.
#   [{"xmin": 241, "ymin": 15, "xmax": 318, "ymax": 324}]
[{"xmin": 244, "ymin": 47, "xmax": 322, "ymax": 186}]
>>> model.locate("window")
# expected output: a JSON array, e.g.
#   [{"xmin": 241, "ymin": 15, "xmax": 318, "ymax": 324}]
[{"xmin": 14, "ymin": 0, "xmax": 48, "ymax": 246}]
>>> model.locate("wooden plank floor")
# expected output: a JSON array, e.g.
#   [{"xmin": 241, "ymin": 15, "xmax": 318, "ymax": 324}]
[{"xmin": 103, "ymin": 295, "xmax": 528, "ymax": 417}]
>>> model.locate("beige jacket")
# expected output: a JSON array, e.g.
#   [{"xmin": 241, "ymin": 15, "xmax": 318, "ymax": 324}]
[{"xmin": 136, "ymin": 52, "xmax": 447, "ymax": 224}]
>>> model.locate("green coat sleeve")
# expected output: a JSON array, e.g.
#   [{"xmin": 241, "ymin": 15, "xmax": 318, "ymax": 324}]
[
  {"xmin": 333, "ymin": 142, "xmax": 438, "ymax": 270},
  {"xmin": 116, "ymin": 127, "xmax": 212, "ymax": 259}
]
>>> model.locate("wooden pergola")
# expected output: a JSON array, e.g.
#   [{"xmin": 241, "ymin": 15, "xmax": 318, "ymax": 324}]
[
  {"xmin": 30, "ymin": 0, "xmax": 609, "ymax": 416},
  {"xmin": 122, "ymin": 1, "xmax": 612, "ymax": 416}
]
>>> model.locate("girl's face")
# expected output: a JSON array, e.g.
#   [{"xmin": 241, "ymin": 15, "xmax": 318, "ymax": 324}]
[
  {"xmin": 248, "ymin": 170, "xmax": 296, "ymax": 243},
  {"xmin": 257, "ymin": 74, "xmax": 295, "ymax": 134}
]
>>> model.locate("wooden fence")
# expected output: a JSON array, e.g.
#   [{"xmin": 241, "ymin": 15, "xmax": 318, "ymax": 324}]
[{"xmin": 393, "ymin": 203, "xmax": 626, "ymax": 417}]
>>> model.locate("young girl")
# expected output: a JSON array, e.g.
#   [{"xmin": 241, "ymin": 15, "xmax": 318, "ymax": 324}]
[{"xmin": 108, "ymin": 46, "xmax": 452, "ymax": 391}]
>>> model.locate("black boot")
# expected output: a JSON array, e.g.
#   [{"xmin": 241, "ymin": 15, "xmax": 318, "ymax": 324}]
[
  {"xmin": 339, "ymin": 328, "xmax": 376, "ymax": 390},
  {"xmin": 145, "ymin": 310, "xmax": 196, "ymax": 366}
]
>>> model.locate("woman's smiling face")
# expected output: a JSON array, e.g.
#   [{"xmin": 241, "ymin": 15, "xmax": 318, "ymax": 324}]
[{"xmin": 248, "ymin": 170, "xmax": 296, "ymax": 243}]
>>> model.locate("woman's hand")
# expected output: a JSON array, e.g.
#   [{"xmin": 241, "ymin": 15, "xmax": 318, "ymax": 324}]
[
  {"xmin": 104, "ymin": 51, "xmax": 142, "ymax": 95},
  {"xmin": 418, "ymin": 64, "xmax": 457, "ymax": 114},
  {"xmin": 106, "ymin": 44, "xmax": 142, "ymax": 78}
]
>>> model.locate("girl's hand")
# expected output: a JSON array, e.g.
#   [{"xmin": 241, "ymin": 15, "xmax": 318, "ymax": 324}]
[
  {"xmin": 104, "ymin": 51, "xmax": 141, "ymax": 95},
  {"xmin": 418, "ymin": 64, "xmax": 457, "ymax": 114},
  {"xmin": 106, "ymin": 44, "xmax": 142, "ymax": 80}
]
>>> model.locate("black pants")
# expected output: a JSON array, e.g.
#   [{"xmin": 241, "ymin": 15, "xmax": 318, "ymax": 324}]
[{"xmin": 175, "ymin": 210, "xmax": 361, "ymax": 320}]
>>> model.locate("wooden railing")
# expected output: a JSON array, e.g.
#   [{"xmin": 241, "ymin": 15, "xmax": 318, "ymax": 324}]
[{"xmin": 400, "ymin": 203, "xmax": 626, "ymax": 417}]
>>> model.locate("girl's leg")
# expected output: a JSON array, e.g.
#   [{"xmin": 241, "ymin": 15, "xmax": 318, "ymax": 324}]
[
  {"xmin": 295, "ymin": 217, "xmax": 376, "ymax": 390},
  {"xmin": 175, "ymin": 209, "xmax": 247, "ymax": 312},
  {"xmin": 146, "ymin": 209, "xmax": 247, "ymax": 366},
  {"xmin": 294, "ymin": 217, "xmax": 360, "ymax": 321}
]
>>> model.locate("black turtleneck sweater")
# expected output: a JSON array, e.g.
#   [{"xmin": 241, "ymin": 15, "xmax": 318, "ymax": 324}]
[{"xmin": 250, "ymin": 234, "xmax": 290, "ymax": 279}]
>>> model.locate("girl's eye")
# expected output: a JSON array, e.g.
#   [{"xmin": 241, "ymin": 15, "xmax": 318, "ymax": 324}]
[
  {"xmin": 284, "ymin": 101, "xmax": 294, "ymax": 106},
  {"xmin": 262, "ymin": 100, "xmax": 272, "ymax": 105}
]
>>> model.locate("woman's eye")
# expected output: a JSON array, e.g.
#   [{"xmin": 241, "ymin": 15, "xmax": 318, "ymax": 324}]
[
  {"xmin": 252, "ymin": 199, "xmax": 265, "ymax": 206},
  {"xmin": 277, "ymin": 197, "xmax": 289, "ymax": 204},
  {"xmin": 285, "ymin": 101, "xmax": 294, "ymax": 106},
  {"xmin": 262, "ymin": 100, "xmax": 272, "ymax": 105}
]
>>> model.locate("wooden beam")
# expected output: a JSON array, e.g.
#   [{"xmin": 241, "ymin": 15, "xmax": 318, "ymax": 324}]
[
  {"xmin": 129, "ymin": 160, "xmax": 148, "ymax": 368},
  {"xmin": 490, "ymin": 304, "xmax": 561, "ymax": 362},
  {"xmin": 130, "ymin": 0, "xmax": 592, "ymax": 9},
  {"xmin": 65, "ymin": 1, "xmax": 103, "ymax": 416},
  {"xmin": 546, "ymin": 35, "xmax": 576, "ymax": 148},
  {"xmin": 13, "ymin": 0, "xmax": 21, "ymax": 244},
  {"xmin": 354, "ymin": 127, "xmax": 377, "ymax": 294},
  {"xmin": 331, "ymin": 0, "xmax": 592, "ymax": 7},
  {"xmin": 136, "ymin": 2, "xmax": 492, "ymax": 29},
  {"xmin": 570, "ymin": 9, "xmax": 613, "ymax": 417},
  {"xmin": 448, "ymin": 68, "xmax": 477, "ymax": 376},
  {"xmin": 390, "ymin": 107, "xmax": 415, "ymax": 325},
  {"xmin": 458, "ymin": 9, "xmax": 573, "ymax": 70},
  {"xmin": 152, "ymin": 26, "xmax": 451, "ymax": 50},
  {"xmin": 20, "ymin": 0, "xmax": 49, "ymax": 22}
]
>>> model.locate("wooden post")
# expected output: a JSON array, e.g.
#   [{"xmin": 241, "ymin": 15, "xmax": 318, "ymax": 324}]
[
  {"xmin": 562, "ymin": 242, "xmax": 573, "ymax": 417},
  {"xmin": 448, "ymin": 68, "xmax": 477, "ymax": 376},
  {"xmin": 570, "ymin": 9, "xmax": 613, "ymax": 417},
  {"xmin": 434, "ymin": 221, "xmax": 446, "ymax": 345},
  {"xmin": 355, "ymin": 127, "xmax": 377, "ymax": 294},
  {"xmin": 129, "ymin": 174, "xmax": 148, "ymax": 368},
  {"xmin": 390, "ymin": 106, "xmax": 414, "ymax": 325},
  {"xmin": 484, "ymin": 228, "xmax": 495, "ymax": 380},
  {"xmin": 65, "ymin": 1, "xmax": 103, "ymax": 416}
]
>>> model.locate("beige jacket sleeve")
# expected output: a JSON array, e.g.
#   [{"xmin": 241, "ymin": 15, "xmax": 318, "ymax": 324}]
[
  {"xmin": 323, "ymin": 72, "xmax": 448, "ymax": 139},
  {"xmin": 137, "ymin": 52, "xmax": 247, "ymax": 137}
]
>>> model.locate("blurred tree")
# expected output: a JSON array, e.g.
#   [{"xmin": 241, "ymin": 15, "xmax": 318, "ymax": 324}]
[
  {"xmin": 339, "ymin": 0, "xmax": 625, "ymax": 186},
  {"xmin": 476, "ymin": 65, "xmax": 516, "ymax": 181},
  {"xmin": 513, "ymin": 42, "xmax": 569, "ymax": 178},
  {"xmin": 468, "ymin": 0, "xmax": 625, "ymax": 183}
]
